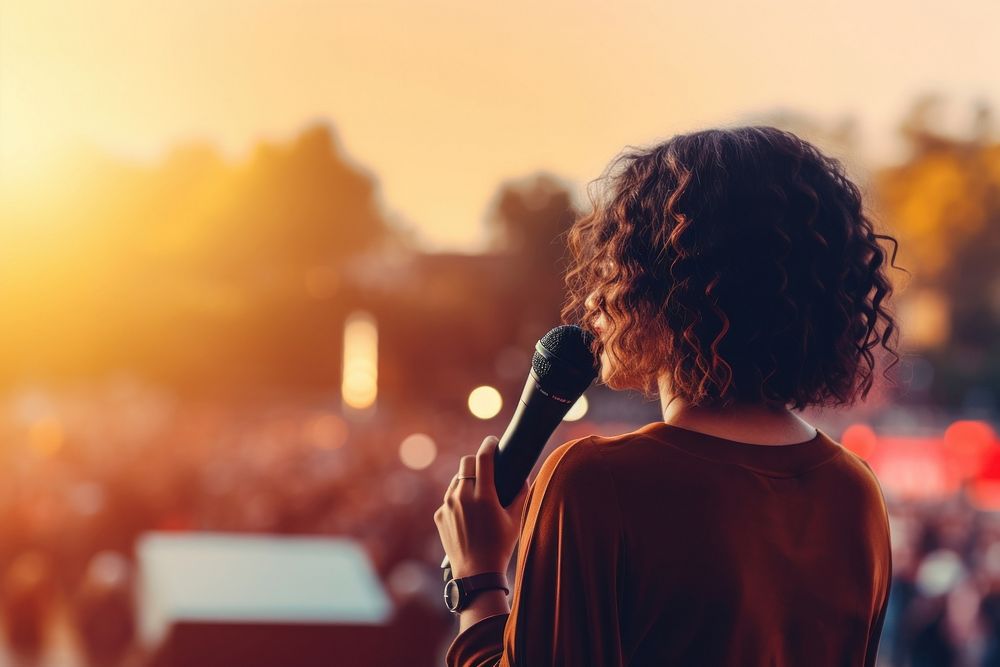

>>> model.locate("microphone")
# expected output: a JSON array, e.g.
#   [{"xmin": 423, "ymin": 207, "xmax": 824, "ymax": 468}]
[{"xmin": 441, "ymin": 324, "xmax": 599, "ymax": 581}]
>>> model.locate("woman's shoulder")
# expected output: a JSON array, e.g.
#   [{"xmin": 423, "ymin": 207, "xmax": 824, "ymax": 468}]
[
  {"xmin": 534, "ymin": 427, "xmax": 664, "ymax": 492},
  {"xmin": 823, "ymin": 444, "xmax": 890, "ymax": 513},
  {"xmin": 542, "ymin": 426, "xmax": 659, "ymax": 470},
  {"xmin": 535, "ymin": 434, "xmax": 608, "ymax": 488},
  {"xmin": 522, "ymin": 435, "xmax": 628, "ymax": 534}
]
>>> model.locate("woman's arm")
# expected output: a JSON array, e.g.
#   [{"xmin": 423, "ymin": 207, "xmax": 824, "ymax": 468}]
[
  {"xmin": 446, "ymin": 436, "xmax": 626, "ymax": 667},
  {"xmin": 458, "ymin": 590, "xmax": 509, "ymax": 634}
]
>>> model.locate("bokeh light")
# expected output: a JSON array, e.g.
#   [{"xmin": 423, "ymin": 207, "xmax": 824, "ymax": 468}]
[
  {"xmin": 841, "ymin": 424, "xmax": 878, "ymax": 461},
  {"xmin": 467, "ymin": 385, "xmax": 503, "ymax": 420},
  {"xmin": 563, "ymin": 395, "xmax": 588, "ymax": 422},
  {"xmin": 341, "ymin": 311, "xmax": 378, "ymax": 411},
  {"xmin": 399, "ymin": 433, "xmax": 437, "ymax": 470},
  {"xmin": 943, "ymin": 419, "xmax": 996, "ymax": 479}
]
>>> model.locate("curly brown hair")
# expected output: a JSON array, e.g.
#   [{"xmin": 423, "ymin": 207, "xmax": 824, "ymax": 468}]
[{"xmin": 560, "ymin": 126, "xmax": 905, "ymax": 410}]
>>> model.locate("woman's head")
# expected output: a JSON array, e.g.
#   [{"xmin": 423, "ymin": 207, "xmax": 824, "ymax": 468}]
[{"xmin": 561, "ymin": 126, "xmax": 904, "ymax": 410}]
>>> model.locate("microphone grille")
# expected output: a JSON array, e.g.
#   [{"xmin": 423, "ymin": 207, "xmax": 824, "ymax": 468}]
[
  {"xmin": 531, "ymin": 325, "xmax": 598, "ymax": 396},
  {"xmin": 532, "ymin": 353, "xmax": 553, "ymax": 379}
]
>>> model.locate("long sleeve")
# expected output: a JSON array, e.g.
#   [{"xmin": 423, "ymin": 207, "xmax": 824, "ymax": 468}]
[
  {"xmin": 861, "ymin": 457, "xmax": 893, "ymax": 667},
  {"xmin": 446, "ymin": 436, "xmax": 626, "ymax": 667},
  {"xmin": 864, "ymin": 578, "xmax": 890, "ymax": 667}
]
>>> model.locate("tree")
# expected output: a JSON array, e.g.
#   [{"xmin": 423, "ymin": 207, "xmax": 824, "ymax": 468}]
[
  {"xmin": 873, "ymin": 96, "xmax": 1000, "ymax": 408},
  {"xmin": 485, "ymin": 173, "xmax": 580, "ymax": 331}
]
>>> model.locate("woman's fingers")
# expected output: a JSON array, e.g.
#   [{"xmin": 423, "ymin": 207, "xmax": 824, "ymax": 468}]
[
  {"xmin": 474, "ymin": 436, "xmax": 498, "ymax": 500},
  {"xmin": 443, "ymin": 471, "xmax": 460, "ymax": 503},
  {"xmin": 455, "ymin": 455, "xmax": 476, "ymax": 500},
  {"xmin": 443, "ymin": 454, "xmax": 477, "ymax": 502},
  {"xmin": 442, "ymin": 436, "xmax": 501, "ymax": 511}
]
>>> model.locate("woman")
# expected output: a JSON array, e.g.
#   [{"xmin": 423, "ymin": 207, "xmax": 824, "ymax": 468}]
[{"xmin": 435, "ymin": 126, "xmax": 901, "ymax": 666}]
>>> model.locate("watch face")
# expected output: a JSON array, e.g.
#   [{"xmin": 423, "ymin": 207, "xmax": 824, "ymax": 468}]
[{"xmin": 444, "ymin": 579, "xmax": 462, "ymax": 612}]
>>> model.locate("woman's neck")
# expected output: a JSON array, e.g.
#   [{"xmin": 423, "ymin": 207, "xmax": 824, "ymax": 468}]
[{"xmin": 658, "ymin": 379, "xmax": 816, "ymax": 445}]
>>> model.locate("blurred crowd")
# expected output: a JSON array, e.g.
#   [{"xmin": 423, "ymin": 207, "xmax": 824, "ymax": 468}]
[
  {"xmin": 0, "ymin": 379, "xmax": 997, "ymax": 666},
  {"xmin": 884, "ymin": 494, "xmax": 1000, "ymax": 666},
  {"xmin": 0, "ymin": 378, "xmax": 580, "ymax": 666}
]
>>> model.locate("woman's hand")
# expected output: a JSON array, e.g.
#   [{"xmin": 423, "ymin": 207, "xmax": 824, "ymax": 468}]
[{"xmin": 434, "ymin": 436, "xmax": 529, "ymax": 579}]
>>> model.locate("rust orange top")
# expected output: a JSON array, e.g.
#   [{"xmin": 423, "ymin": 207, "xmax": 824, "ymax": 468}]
[{"xmin": 446, "ymin": 422, "xmax": 892, "ymax": 666}]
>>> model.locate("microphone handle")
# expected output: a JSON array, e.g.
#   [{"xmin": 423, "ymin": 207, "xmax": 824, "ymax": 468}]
[{"xmin": 442, "ymin": 375, "xmax": 575, "ymax": 582}]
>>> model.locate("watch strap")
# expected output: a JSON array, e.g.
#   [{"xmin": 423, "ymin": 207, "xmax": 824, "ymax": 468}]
[
  {"xmin": 462, "ymin": 571, "xmax": 510, "ymax": 596},
  {"xmin": 445, "ymin": 571, "xmax": 510, "ymax": 613}
]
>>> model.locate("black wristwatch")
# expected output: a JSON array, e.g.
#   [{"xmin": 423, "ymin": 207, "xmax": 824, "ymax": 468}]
[{"xmin": 443, "ymin": 572, "xmax": 510, "ymax": 613}]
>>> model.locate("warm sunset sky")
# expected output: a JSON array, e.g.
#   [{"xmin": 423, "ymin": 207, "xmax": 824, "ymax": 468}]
[{"xmin": 1, "ymin": 0, "xmax": 998, "ymax": 250}]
